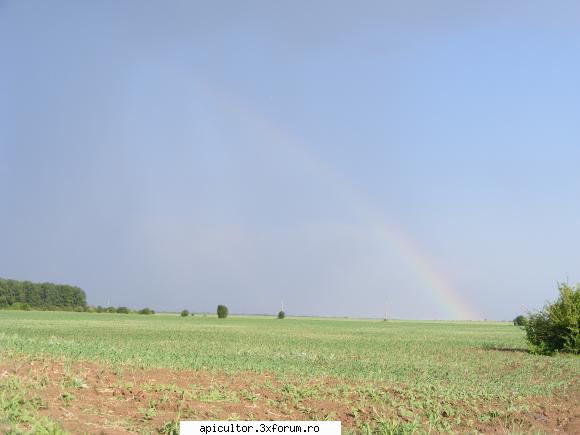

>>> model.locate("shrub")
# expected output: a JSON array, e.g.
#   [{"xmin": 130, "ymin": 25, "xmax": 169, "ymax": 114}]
[
  {"xmin": 513, "ymin": 315, "xmax": 526, "ymax": 326},
  {"xmin": 523, "ymin": 282, "xmax": 579, "ymax": 355},
  {"xmin": 278, "ymin": 310, "xmax": 285, "ymax": 319},
  {"xmin": 116, "ymin": 306, "xmax": 130, "ymax": 314},
  {"xmin": 217, "ymin": 305, "xmax": 228, "ymax": 319},
  {"xmin": 139, "ymin": 308, "xmax": 153, "ymax": 315},
  {"xmin": 180, "ymin": 309, "xmax": 189, "ymax": 317}
]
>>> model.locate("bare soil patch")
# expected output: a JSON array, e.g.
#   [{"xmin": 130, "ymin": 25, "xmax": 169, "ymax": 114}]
[{"xmin": 0, "ymin": 356, "xmax": 577, "ymax": 434}]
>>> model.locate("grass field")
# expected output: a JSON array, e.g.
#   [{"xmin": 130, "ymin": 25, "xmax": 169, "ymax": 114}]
[{"xmin": 0, "ymin": 311, "xmax": 578, "ymax": 433}]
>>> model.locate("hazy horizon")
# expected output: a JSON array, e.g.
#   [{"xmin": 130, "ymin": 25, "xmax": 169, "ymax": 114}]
[{"xmin": 1, "ymin": 1, "xmax": 579, "ymax": 320}]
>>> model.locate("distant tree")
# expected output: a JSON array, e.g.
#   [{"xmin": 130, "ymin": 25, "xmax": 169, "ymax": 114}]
[
  {"xmin": 180, "ymin": 309, "xmax": 189, "ymax": 317},
  {"xmin": 190, "ymin": 312, "xmax": 195, "ymax": 316},
  {"xmin": 513, "ymin": 315, "xmax": 526, "ymax": 326},
  {"xmin": 116, "ymin": 306, "xmax": 130, "ymax": 314},
  {"xmin": 107, "ymin": 306, "xmax": 116, "ymax": 313},
  {"xmin": 278, "ymin": 310, "xmax": 285, "ymax": 319},
  {"xmin": 139, "ymin": 308, "xmax": 153, "ymax": 315},
  {"xmin": 217, "ymin": 305, "xmax": 228, "ymax": 319},
  {"xmin": 523, "ymin": 282, "xmax": 579, "ymax": 355}
]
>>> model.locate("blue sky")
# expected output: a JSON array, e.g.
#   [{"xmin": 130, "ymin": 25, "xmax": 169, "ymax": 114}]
[{"xmin": 1, "ymin": 1, "xmax": 578, "ymax": 319}]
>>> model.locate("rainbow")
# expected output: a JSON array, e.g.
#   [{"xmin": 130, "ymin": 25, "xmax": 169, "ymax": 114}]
[
  {"xmin": 194, "ymin": 79, "xmax": 480, "ymax": 320},
  {"xmin": 377, "ymin": 228, "xmax": 478, "ymax": 320}
]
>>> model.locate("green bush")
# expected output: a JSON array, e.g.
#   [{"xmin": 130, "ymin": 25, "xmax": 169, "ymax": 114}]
[
  {"xmin": 139, "ymin": 308, "xmax": 153, "ymax": 315},
  {"xmin": 217, "ymin": 305, "xmax": 228, "ymax": 319},
  {"xmin": 116, "ymin": 306, "xmax": 130, "ymax": 314},
  {"xmin": 180, "ymin": 309, "xmax": 189, "ymax": 317},
  {"xmin": 524, "ymin": 282, "xmax": 579, "ymax": 355},
  {"xmin": 513, "ymin": 315, "xmax": 526, "ymax": 326},
  {"xmin": 278, "ymin": 310, "xmax": 285, "ymax": 319}
]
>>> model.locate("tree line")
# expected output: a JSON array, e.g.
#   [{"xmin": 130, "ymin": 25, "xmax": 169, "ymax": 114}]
[
  {"xmin": 0, "ymin": 278, "xmax": 86, "ymax": 310},
  {"xmin": 90, "ymin": 306, "xmax": 154, "ymax": 315}
]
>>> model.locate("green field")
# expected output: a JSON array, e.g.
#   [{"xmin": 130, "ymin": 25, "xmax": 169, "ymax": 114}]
[{"xmin": 0, "ymin": 311, "xmax": 578, "ymax": 433}]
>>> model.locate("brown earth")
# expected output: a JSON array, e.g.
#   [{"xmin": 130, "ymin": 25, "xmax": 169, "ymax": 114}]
[{"xmin": 0, "ymin": 356, "xmax": 577, "ymax": 434}]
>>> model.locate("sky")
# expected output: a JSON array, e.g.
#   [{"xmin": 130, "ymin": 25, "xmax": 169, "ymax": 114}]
[{"xmin": 1, "ymin": 1, "xmax": 579, "ymax": 320}]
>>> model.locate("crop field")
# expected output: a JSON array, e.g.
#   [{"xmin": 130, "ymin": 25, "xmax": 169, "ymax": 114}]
[{"xmin": 0, "ymin": 311, "xmax": 578, "ymax": 434}]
